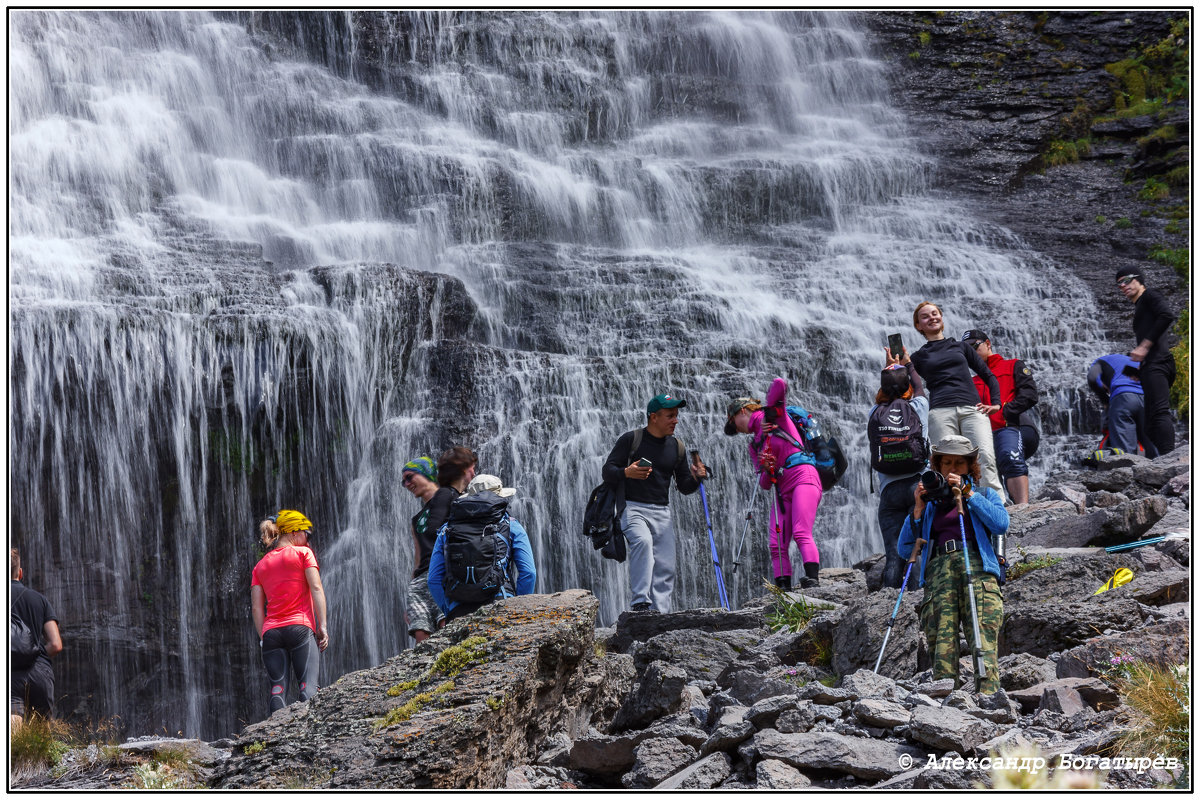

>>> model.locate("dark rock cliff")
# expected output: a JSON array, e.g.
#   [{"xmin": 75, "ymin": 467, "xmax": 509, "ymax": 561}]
[{"xmin": 863, "ymin": 10, "xmax": 1188, "ymax": 342}]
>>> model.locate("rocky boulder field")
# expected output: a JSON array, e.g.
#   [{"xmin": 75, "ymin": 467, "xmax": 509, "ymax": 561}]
[{"xmin": 23, "ymin": 447, "xmax": 1189, "ymax": 790}]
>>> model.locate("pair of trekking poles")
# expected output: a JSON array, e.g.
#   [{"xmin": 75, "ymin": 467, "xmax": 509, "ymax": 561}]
[{"xmin": 872, "ymin": 488, "xmax": 987, "ymax": 693}]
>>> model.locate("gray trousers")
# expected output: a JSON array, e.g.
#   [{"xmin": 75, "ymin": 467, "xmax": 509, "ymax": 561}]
[
  {"xmin": 927, "ymin": 405, "xmax": 1002, "ymax": 493},
  {"xmin": 622, "ymin": 500, "xmax": 676, "ymax": 612}
]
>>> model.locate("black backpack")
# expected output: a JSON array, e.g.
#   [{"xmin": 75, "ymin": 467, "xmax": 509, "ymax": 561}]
[
  {"xmin": 867, "ymin": 398, "xmax": 927, "ymax": 475},
  {"xmin": 11, "ymin": 587, "xmax": 41, "ymax": 671},
  {"xmin": 441, "ymin": 492, "xmax": 515, "ymax": 604}
]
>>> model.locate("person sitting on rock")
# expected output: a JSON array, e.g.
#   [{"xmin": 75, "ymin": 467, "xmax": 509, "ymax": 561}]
[
  {"xmin": 898, "ymin": 435, "xmax": 1008, "ymax": 694},
  {"xmin": 428, "ymin": 474, "xmax": 536, "ymax": 624}
]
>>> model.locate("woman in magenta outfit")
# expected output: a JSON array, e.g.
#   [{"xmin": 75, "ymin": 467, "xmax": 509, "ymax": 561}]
[{"xmin": 724, "ymin": 377, "xmax": 824, "ymax": 589}]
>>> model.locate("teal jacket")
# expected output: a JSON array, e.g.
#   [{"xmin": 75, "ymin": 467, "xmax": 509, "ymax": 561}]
[{"xmin": 897, "ymin": 481, "xmax": 1009, "ymax": 587}]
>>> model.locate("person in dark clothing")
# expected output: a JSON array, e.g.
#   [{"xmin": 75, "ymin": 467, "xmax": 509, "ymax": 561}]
[
  {"xmin": 10, "ymin": 548, "xmax": 63, "ymax": 729},
  {"xmin": 1117, "ymin": 268, "xmax": 1177, "ymax": 455},
  {"xmin": 909, "ymin": 302, "xmax": 1003, "ymax": 493},
  {"xmin": 963, "ymin": 330, "xmax": 1040, "ymax": 505},
  {"xmin": 1088, "ymin": 353, "xmax": 1156, "ymax": 458},
  {"xmin": 603, "ymin": 393, "xmax": 706, "ymax": 613},
  {"xmin": 401, "ymin": 455, "xmax": 452, "ymax": 643}
]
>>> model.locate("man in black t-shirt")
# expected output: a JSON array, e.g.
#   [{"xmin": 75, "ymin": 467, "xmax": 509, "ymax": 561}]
[
  {"xmin": 603, "ymin": 393, "xmax": 706, "ymax": 613},
  {"xmin": 10, "ymin": 548, "xmax": 62, "ymax": 728},
  {"xmin": 1117, "ymin": 267, "xmax": 1177, "ymax": 455}
]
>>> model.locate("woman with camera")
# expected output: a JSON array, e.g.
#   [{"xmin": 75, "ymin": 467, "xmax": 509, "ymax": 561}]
[
  {"xmin": 909, "ymin": 301, "xmax": 1003, "ymax": 493},
  {"xmin": 897, "ymin": 435, "xmax": 1008, "ymax": 694}
]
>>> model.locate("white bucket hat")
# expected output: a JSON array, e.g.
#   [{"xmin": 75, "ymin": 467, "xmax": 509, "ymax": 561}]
[
  {"xmin": 466, "ymin": 473, "xmax": 516, "ymax": 498},
  {"xmin": 931, "ymin": 434, "xmax": 979, "ymax": 458}
]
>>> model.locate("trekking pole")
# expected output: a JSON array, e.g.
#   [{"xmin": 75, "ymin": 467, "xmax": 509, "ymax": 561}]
[
  {"xmin": 731, "ymin": 476, "xmax": 762, "ymax": 574},
  {"xmin": 957, "ymin": 497, "xmax": 988, "ymax": 693},
  {"xmin": 873, "ymin": 537, "xmax": 926, "ymax": 674},
  {"xmin": 691, "ymin": 450, "xmax": 730, "ymax": 610}
]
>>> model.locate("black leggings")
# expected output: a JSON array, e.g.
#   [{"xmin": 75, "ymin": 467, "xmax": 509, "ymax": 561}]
[{"xmin": 261, "ymin": 625, "xmax": 320, "ymax": 713}]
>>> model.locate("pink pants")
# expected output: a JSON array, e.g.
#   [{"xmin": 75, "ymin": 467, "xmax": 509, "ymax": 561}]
[{"xmin": 769, "ymin": 464, "xmax": 822, "ymax": 578}]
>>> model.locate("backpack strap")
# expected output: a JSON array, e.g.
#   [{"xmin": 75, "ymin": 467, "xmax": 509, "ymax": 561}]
[{"xmin": 627, "ymin": 428, "xmax": 644, "ymax": 464}]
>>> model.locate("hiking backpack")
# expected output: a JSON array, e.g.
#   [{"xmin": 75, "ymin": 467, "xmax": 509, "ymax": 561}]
[
  {"xmin": 441, "ymin": 492, "xmax": 515, "ymax": 604},
  {"xmin": 11, "ymin": 587, "xmax": 41, "ymax": 671},
  {"xmin": 867, "ymin": 398, "xmax": 928, "ymax": 475},
  {"xmin": 765, "ymin": 405, "xmax": 848, "ymax": 490}
]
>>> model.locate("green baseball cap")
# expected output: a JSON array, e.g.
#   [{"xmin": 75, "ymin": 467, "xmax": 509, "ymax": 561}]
[{"xmin": 647, "ymin": 393, "xmax": 687, "ymax": 414}]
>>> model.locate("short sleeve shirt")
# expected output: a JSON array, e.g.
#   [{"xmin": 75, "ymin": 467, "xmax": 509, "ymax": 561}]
[
  {"xmin": 11, "ymin": 580, "xmax": 56, "ymax": 671},
  {"xmin": 251, "ymin": 545, "xmax": 319, "ymax": 634}
]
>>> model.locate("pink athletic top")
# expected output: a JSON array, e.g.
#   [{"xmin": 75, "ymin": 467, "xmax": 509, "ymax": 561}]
[{"xmin": 251, "ymin": 544, "xmax": 319, "ymax": 634}]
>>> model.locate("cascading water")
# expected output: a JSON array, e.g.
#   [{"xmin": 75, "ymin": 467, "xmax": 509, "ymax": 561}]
[{"xmin": 10, "ymin": 10, "xmax": 1110, "ymax": 739}]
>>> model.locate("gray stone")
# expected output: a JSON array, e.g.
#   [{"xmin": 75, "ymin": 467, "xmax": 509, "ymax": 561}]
[
  {"xmin": 854, "ymin": 552, "xmax": 886, "ymax": 593},
  {"xmin": 700, "ymin": 717, "xmax": 755, "ymax": 755},
  {"xmin": 752, "ymin": 728, "xmax": 925, "ymax": 781},
  {"xmin": 643, "ymin": 716, "xmax": 708, "ymax": 749},
  {"xmin": 621, "ymin": 738, "xmax": 698, "ymax": 789},
  {"xmin": 1120, "ymin": 568, "xmax": 1190, "ymax": 606},
  {"xmin": 841, "ymin": 668, "xmax": 905, "ymax": 701},
  {"xmin": 610, "ymin": 660, "xmax": 688, "ymax": 732},
  {"xmin": 633, "ymin": 629, "xmax": 743, "ymax": 683},
  {"xmin": 568, "ymin": 730, "xmax": 644, "ymax": 774},
  {"xmin": 798, "ymin": 683, "xmax": 856, "ymax": 704},
  {"xmin": 1008, "ymin": 677, "xmax": 1120, "ymax": 713},
  {"xmin": 870, "ymin": 767, "xmax": 925, "ymax": 790},
  {"xmin": 853, "ymin": 698, "xmax": 910, "ymax": 728},
  {"xmin": 746, "ymin": 694, "xmax": 801, "ymax": 729},
  {"xmin": 1001, "ymin": 598, "xmax": 1146, "ymax": 657},
  {"xmin": 774, "ymin": 704, "xmax": 816, "ymax": 734},
  {"xmin": 973, "ymin": 728, "xmax": 1037, "ymax": 760},
  {"xmin": 723, "ymin": 669, "xmax": 800, "ymax": 707},
  {"xmin": 913, "ymin": 678, "xmax": 955, "ymax": 698},
  {"xmin": 755, "ymin": 758, "xmax": 812, "ymax": 789},
  {"xmin": 1038, "ymin": 685, "xmax": 1086, "ymax": 717},
  {"xmin": 1041, "ymin": 484, "xmax": 1088, "ymax": 512},
  {"xmin": 654, "ymin": 752, "xmax": 732, "ymax": 790},
  {"xmin": 831, "ymin": 589, "xmax": 923, "ymax": 680},
  {"xmin": 505, "ymin": 766, "xmax": 572, "ymax": 790},
  {"xmin": 907, "ymin": 704, "xmax": 993, "ymax": 754},
  {"xmin": 609, "ymin": 606, "xmax": 767, "ymax": 653},
  {"xmin": 680, "ymin": 683, "xmax": 708, "ymax": 728},
  {"xmin": 1056, "ymin": 620, "xmax": 1190, "ymax": 679},
  {"xmin": 1006, "ymin": 500, "xmax": 1082, "ymax": 543},
  {"xmin": 118, "ymin": 738, "xmax": 228, "ymax": 767},
  {"xmin": 998, "ymin": 652, "xmax": 1057, "ymax": 691}
]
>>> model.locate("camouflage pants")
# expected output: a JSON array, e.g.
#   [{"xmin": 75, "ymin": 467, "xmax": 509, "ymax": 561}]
[{"xmin": 919, "ymin": 548, "xmax": 1003, "ymax": 694}]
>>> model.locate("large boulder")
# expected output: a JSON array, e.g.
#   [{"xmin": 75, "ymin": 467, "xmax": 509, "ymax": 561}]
[
  {"xmin": 610, "ymin": 660, "xmax": 688, "ymax": 732},
  {"xmin": 907, "ymin": 704, "xmax": 993, "ymax": 754},
  {"xmin": 1056, "ymin": 620, "xmax": 1191, "ymax": 679},
  {"xmin": 621, "ymin": 738, "xmax": 698, "ymax": 789},
  {"xmin": 1001, "ymin": 598, "xmax": 1147, "ymax": 657},
  {"xmin": 216, "ymin": 590, "xmax": 607, "ymax": 789},
  {"xmin": 831, "ymin": 588, "xmax": 923, "ymax": 680},
  {"xmin": 608, "ymin": 607, "xmax": 767, "ymax": 653},
  {"xmin": 750, "ymin": 728, "xmax": 925, "ymax": 781},
  {"xmin": 632, "ymin": 629, "xmax": 755, "ymax": 684}
]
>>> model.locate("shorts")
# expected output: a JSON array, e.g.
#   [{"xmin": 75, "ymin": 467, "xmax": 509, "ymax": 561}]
[
  {"xmin": 993, "ymin": 426, "xmax": 1030, "ymax": 480},
  {"xmin": 405, "ymin": 572, "xmax": 444, "ymax": 637}
]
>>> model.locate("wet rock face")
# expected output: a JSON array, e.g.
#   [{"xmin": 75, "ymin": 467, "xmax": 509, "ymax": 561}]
[{"xmin": 863, "ymin": 10, "xmax": 1186, "ymax": 346}]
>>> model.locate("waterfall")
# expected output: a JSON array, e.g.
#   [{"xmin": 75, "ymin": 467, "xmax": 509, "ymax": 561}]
[{"xmin": 9, "ymin": 10, "xmax": 1108, "ymax": 739}]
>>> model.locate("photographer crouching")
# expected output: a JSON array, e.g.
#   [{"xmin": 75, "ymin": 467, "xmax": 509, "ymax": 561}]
[{"xmin": 898, "ymin": 435, "xmax": 1009, "ymax": 694}]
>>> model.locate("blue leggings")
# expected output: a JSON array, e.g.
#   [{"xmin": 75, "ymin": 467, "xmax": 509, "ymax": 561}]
[{"xmin": 261, "ymin": 625, "xmax": 320, "ymax": 713}]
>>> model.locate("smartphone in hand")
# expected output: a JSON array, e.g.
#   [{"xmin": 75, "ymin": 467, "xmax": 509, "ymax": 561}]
[
  {"xmin": 888, "ymin": 333, "xmax": 904, "ymax": 359},
  {"xmin": 636, "ymin": 458, "xmax": 652, "ymax": 468}
]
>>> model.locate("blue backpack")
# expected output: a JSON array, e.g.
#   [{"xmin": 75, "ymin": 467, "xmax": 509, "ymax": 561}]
[{"xmin": 766, "ymin": 405, "xmax": 847, "ymax": 491}]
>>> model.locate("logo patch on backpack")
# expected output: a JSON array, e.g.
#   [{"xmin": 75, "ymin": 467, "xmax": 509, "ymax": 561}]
[{"xmin": 441, "ymin": 492, "xmax": 514, "ymax": 605}]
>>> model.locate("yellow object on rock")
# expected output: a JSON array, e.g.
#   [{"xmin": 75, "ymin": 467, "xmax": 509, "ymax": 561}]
[{"xmin": 1093, "ymin": 567, "xmax": 1134, "ymax": 595}]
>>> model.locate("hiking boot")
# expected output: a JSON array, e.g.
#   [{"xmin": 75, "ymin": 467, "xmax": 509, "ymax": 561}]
[
  {"xmin": 631, "ymin": 602, "xmax": 655, "ymax": 613},
  {"xmin": 798, "ymin": 577, "xmax": 819, "ymax": 589},
  {"xmin": 774, "ymin": 575, "xmax": 792, "ymax": 591},
  {"xmin": 800, "ymin": 563, "xmax": 820, "ymax": 589}
]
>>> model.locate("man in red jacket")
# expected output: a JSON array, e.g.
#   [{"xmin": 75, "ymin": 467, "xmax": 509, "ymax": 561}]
[{"xmin": 963, "ymin": 330, "xmax": 1040, "ymax": 505}]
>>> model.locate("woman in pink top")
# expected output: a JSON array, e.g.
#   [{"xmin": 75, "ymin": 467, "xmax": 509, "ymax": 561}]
[
  {"xmin": 724, "ymin": 377, "xmax": 824, "ymax": 589},
  {"xmin": 251, "ymin": 509, "xmax": 328, "ymax": 714}
]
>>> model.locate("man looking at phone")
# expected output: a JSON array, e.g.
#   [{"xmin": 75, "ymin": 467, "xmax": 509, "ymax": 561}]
[{"xmin": 603, "ymin": 393, "xmax": 707, "ymax": 613}]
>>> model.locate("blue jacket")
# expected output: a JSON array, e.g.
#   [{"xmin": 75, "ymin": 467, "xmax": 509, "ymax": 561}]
[
  {"xmin": 897, "ymin": 481, "xmax": 1009, "ymax": 586},
  {"xmin": 427, "ymin": 517, "xmax": 537, "ymax": 616},
  {"xmin": 1089, "ymin": 354, "xmax": 1143, "ymax": 401}
]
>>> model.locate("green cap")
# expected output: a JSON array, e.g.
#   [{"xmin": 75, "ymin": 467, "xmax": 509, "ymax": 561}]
[{"xmin": 647, "ymin": 393, "xmax": 687, "ymax": 414}]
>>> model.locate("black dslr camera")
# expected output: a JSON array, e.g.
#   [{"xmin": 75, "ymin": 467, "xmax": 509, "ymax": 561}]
[{"xmin": 920, "ymin": 470, "xmax": 956, "ymax": 506}]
